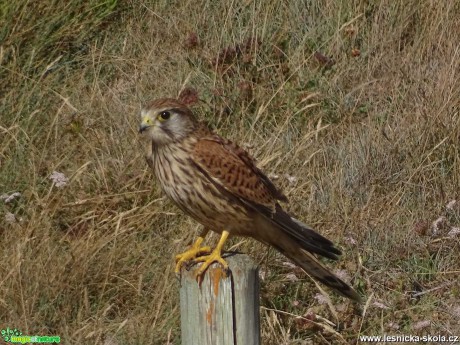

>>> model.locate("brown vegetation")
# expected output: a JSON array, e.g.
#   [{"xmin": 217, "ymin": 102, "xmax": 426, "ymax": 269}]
[{"xmin": 1, "ymin": 0, "xmax": 459, "ymax": 344}]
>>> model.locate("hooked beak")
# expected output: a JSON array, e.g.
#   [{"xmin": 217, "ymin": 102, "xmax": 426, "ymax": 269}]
[{"xmin": 139, "ymin": 123, "xmax": 150, "ymax": 133}]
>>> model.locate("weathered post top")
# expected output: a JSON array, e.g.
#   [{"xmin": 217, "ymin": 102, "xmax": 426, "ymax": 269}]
[{"xmin": 179, "ymin": 253, "xmax": 260, "ymax": 345}]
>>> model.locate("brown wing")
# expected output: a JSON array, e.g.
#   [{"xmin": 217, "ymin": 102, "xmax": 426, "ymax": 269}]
[
  {"xmin": 192, "ymin": 134, "xmax": 343, "ymax": 260},
  {"xmin": 191, "ymin": 135, "xmax": 287, "ymax": 209}
]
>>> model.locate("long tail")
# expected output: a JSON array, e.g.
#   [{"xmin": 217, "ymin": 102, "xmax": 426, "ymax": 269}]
[
  {"xmin": 271, "ymin": 236, "xmax": 361, "ymax": 301},
  {"xmin": 254, "ymin": 205, "xmax": 361, "ymax": 302}
]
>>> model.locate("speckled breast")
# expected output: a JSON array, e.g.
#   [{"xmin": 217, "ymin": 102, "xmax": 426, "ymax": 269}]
[{"xmin": 153, "ymin": 144, "xmax": 251, "ymax": 233}]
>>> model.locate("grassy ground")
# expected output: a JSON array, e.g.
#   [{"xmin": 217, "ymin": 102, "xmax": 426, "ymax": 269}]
[{"xmin": 1, "ymin": 0, "xmax": 459, "ymax": 344}]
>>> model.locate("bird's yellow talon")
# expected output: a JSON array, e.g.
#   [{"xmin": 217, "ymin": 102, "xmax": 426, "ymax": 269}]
[
  {"xmin": 175, "ymin": 246, "xmax": 211, "ymax": 262},
  {"xmin": 194, "ymin": 249, "xmax": 229, "ymax": 278},
  {"xmin": 175, "ymin": 236, "xmax": 211, "ymax": 274},
  {"xmin": 193, "ymin": 230, "xmax": 230, "ymax": 280}
]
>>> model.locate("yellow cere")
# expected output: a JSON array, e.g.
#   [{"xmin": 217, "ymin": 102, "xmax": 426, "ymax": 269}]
[{"xmin": 142, "ymin": 116, "xmax": 153, "ymax": 125}]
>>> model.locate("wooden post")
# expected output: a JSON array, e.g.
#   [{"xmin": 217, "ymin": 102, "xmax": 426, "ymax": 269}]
[{"xmin": 179, "ymin": 254, "xmax": 260, "ymax": 345}]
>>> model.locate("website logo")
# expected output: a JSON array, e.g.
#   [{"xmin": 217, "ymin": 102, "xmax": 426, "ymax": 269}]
[{"xmin": 1, "ymin": 328, "xmax": 60, "ymax": 344}]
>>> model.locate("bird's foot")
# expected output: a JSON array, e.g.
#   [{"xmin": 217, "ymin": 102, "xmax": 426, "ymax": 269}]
[
  {"xmin": 194, "ymin": 249, "xmax": 230, "ymax": 283},
  {"xmin": 175, "ymin": 241, "xmax": 211, "ymax": 274}
]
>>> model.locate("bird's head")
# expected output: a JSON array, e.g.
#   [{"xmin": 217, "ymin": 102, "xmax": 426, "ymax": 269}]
[{"xmin": 139, "ymin": 98, "xmax": 197, "ymax": 146}]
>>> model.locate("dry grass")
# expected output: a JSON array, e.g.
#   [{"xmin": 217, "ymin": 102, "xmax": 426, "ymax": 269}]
[{"xmin": 1, "ymin": 0, "xmax": 459, "ymax": 344}]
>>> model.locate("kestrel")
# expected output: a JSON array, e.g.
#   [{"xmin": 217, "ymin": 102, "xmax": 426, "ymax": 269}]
[{"xmin": 139, "ymin": 98, "xmax": 361, "ymax": 301}]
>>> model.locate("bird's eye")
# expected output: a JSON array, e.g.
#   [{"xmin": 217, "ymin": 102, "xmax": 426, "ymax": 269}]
[{"xmin": 158, "ymin": 111, "xmax": 171, "ymax": 121}]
